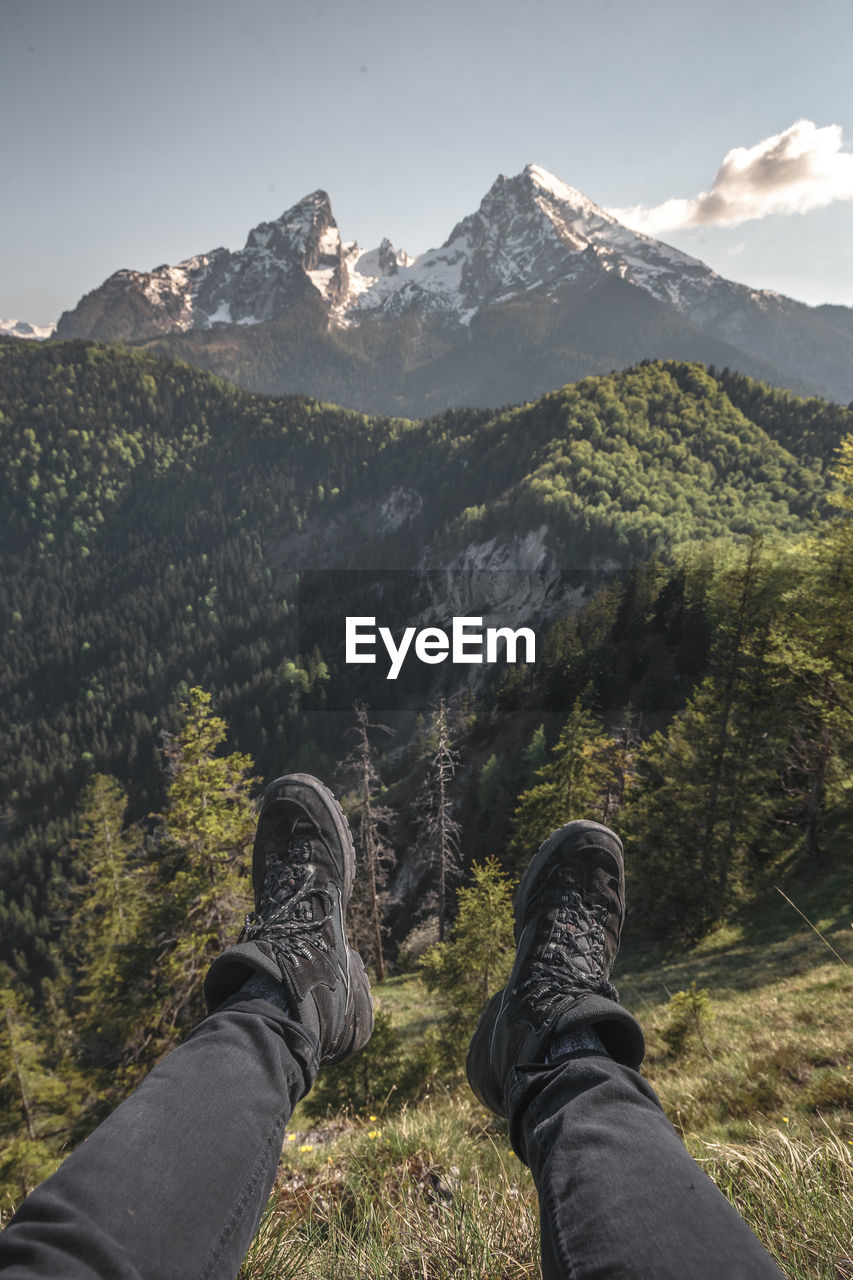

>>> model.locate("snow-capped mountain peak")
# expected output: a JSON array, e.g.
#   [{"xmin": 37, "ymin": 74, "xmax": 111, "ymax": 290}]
[
  {"xmin": 52, "ymin": 163, "xmax": 853, "ymax": 409},
  {"xmin": 343, "ymin": 162, "xmax": 718, "ymax": 325},
  {"xmin": 245, "ymin": 190, "xmax": 335, "ymax": 262},
  {"xmin": 0, "ymin": 318, "xmax": 55, "ymax": 341},
  {"xmin": 524, "ymin": 161, "xmax": 596, "ymax": 209},
  {"xmin": 54, "ymin": 163, "xmax": 722, "ymax": 339}
]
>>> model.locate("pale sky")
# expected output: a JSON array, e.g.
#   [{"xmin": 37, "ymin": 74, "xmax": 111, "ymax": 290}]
[{"xmin": 2, "ymin": 0, "xmax": 851, "ymax": 327}]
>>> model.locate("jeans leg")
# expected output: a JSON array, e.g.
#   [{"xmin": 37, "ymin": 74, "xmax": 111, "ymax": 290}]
[
  {"xmin": 0, "ymin": 998, "xmax": 318, "ymax": 1280},
  {"xmin": 507, "ymin": 1052, "xmax": 786, "ymax": 1280}
]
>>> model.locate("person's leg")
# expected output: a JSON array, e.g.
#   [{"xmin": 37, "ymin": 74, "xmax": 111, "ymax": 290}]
[
  {"xmin": 0, "ymin": 773, "xmax": 372, "ymax": 1280},
  {"xmin": 0, "ymin": 997, "xmax": 317, "ymax": 1280},
  {"xmin": 467, "ymin": 820, "xmax": 785, "ymax": 1280},
  {"xmin": 507, "ymin": 1040, "xmax": 786, "ymax": 1279}
]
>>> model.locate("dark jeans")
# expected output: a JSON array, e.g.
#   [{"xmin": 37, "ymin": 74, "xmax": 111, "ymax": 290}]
[
  {"xmin": 508, "ymin": 1053, "xmax": 787, "ymax": 1279},
  {"xmin": 0, "ymin": 1000, "xmax": 318, "ymax": 1280},
  {"xmin": 0, "ymin": 999, "xmax": 785, "ymax": 1280}
]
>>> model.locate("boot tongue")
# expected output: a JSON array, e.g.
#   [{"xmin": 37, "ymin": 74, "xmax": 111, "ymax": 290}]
[
  {"xmin": 290, "ymin": 819, "xmax": 316, "ymax": 840},
  {"xmin": 288, "ymin": 819, "xmax": 321, "ymax": 919},
  {"xmin": 287, "ymin": 820, "xmax": 317, "ymax": 865}
]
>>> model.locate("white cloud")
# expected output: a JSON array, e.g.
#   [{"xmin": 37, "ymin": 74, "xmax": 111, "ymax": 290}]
[{"xmin": 609, "ymin": 120, "xmax": 853, "ymax": 235}]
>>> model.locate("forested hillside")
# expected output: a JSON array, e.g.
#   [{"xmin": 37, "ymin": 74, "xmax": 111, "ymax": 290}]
[
  {"xmin": 1, "ymin": 337, "xmax": 852, "ymax": 1209},
  {"xmin": 1, "ymin": 337, "xmax": 851, "ymax": 966}
]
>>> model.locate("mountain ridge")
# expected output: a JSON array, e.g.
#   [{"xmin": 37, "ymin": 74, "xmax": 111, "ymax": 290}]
[{"xmin": 45, "ymin": 164, "xmax": 853, "ymax": 412}]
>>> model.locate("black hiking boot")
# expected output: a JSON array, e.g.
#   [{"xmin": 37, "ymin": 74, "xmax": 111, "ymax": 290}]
[
  {"xmin": 466, "ymin": 820, "xmax": 644, "ymax": 1115},
  {"xmin": 204, "ymin": 773, "xmax": 373, "ymax": 1065}
]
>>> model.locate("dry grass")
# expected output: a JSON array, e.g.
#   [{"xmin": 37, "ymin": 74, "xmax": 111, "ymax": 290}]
[
  {"xmin": 240, "ymin": 1096, "xmax": 539, "ymax": 1280},
  {"xmin": 692, "ymin": 1124, "xmax": 853, "ymax": 1278}
]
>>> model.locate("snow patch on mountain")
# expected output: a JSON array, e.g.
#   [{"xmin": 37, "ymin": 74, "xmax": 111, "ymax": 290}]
[
  {"xmin": 207, "ymin": 299, "xmax": 233, "ymax": 324},
  {"xmin": 1, "ymin": 318, "xmax": 55, "ymax": 340},
  {"xmin": 351, "ymin": 234, "xmax": 474, "ymax": 321}
]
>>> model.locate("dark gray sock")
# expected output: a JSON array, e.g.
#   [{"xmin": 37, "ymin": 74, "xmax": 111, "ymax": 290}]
[
  {"xmin": 546, "ymin": 1026, "xmax": 609, "ymax": 1062},
  {"xmin": 237, "ymin": 971, "xmax": 293, "ymax": 1015}
]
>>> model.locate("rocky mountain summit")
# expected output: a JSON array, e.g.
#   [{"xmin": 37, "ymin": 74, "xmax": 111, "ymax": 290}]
[
  {"xmin": 54, "ymin": 164, "xmax": 853, "ymax": 412},
  {"xmin": 351, "ymin": 164, "xmax": 715, "ymax": 322}
]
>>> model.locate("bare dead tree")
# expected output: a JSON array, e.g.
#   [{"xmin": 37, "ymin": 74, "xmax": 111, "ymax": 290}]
[
  {"xmin": 418, "ymin": 697, "xmax": 462, "ymax": 942},
  {"xmin": 343, "ymin": 702, "xmax": 395, "ymax": 981},
  {"xmin": 599, "ymin": 712, "xmax": 642, "ymax": 823}
]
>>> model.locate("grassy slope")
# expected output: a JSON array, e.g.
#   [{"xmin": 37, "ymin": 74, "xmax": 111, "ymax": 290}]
[{"xmin": 247, "ymin": 852, "xmax": 853, "ymax": 1279}]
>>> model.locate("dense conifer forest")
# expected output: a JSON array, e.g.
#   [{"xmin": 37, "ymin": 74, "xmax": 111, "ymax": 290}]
[{"xmin": 1, "ymin": 336, "xmax": 851, "ymax": 1207}]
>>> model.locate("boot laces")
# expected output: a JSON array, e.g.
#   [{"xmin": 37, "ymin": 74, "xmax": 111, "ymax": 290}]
[
  {"xmin": 240, "ymin": 837, "xmax": 334, "ymax": 965},
  {"xmin": 517, "ymin": 887, "xmax": 618, "ymax": 1009}
]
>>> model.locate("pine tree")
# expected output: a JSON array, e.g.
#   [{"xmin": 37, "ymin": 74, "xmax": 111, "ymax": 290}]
[
  {"xmin": 419, "ymin": 858, "xmax": 515, "ymax": 1041},
  {"xmin": 507, "ymin": 700, "xmax": 613, "ymax": 872},
  {"xmin": 523, "ymin": 724, "xmax": 548, "ymax": 779},
  {"xmin": 596, "ymin": 714, "xmax": 640, "ymax": 823},
  {"xmin": 769, "ymin": 436, "xmax": 853, "ymax": 857},
  {"xmin": 59, "ymin": 775, "xmax": 149, "ymax": 1059},
  {"xmin": 37, "ymin": 775, "xmax": 152, "ymax": 1106},
  {"xmin": 0, "ymin": 969, "xmax": 80, "ymax": 1210},
  {"xmin": 153, "ymin": 688, "xmax": 257, "ymax": 1033},
  {"xmin": 625, "ymin": 544, "xmax": 784, "ymax": 938},
  {"xmin": 696, "ymin": 542, "xmax": 778, "ymax": 893}
]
